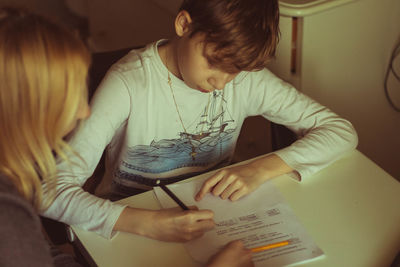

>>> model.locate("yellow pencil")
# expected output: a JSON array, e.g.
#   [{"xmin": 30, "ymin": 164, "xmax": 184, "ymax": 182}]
[{"xmin": 250, "ymin": 240, "xmax": 290, "ymax": 253}]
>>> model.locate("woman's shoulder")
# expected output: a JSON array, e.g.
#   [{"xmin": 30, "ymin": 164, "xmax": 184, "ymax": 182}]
[
  {"xmin": 0, "ymin": 173, "xmax": 18, "ymax": 194},
  {"xmin": 0, "ymin": 174, "xmax": 55, "ymax": 266},
  {"xmin": 0, "ymin": 173, "xmax": 37, "ymax": 220},
  {"xmin": 0, "ymin": 174, "xmax": 82, "ymax": 266}
]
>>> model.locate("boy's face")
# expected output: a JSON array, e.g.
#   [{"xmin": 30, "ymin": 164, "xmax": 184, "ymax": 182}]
[{"xmin": 176, "ymin": 33, "xmax": 239, "ymax": 93}]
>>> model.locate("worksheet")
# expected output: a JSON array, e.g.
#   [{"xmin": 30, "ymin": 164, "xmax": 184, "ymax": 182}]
[{"xmin": 154, "ymin": 177, "xmax": 324, "ymax": 267}]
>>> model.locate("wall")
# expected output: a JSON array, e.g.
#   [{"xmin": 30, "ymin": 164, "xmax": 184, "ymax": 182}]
[
  {"xmin": 86, "ymin": 0, "xmax": 180, "ymax": 51},
  {"xmin": 0, "ymin": 0, "xmax": 83, "ymax": 29},
  {"xmin": 0, "ymin": 0, "xmax": 181, "ymax": 52},
  {"xmin": 298, "ymin": 0, "xmax": 400, "ymax": 178},
  {"xmin": 262, "ymin": 0, "xmax": 400, "ymax": 179}
]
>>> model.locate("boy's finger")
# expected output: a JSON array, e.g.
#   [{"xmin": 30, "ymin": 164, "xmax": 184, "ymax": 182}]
[
  {"xmin": 191, "ymin": 209, "xmax": 215, "ymax": 220},
  {"xmin": 220, "ymin": 183, "xmax": 241, "ymax": 200},
  {"xmin": 195, "ymin": 174, "xmax": 223, "ymax": 200},
  {"xmin": 229, "ymin": 188, "xmax": 246, "ymax": 201},
  {"xmin": 194, "ymin": 218, "xmax": 216, "ymax": 231},
  {"xmin": 211, "ymin": 176, "xmax": 234, "ymax": 196}
]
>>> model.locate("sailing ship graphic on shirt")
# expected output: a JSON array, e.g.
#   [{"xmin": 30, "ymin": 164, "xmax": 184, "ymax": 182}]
[
  {"xmin": 178, "ymin": 90, "xmax": 235, "ymax": 158},
  {"xmin": 116, "ymin": 91, "xmax": 237, "ymax": 187}
]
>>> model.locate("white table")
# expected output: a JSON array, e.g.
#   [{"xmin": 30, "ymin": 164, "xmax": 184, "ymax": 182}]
[{"xmin": 71, "ymin": 150, "xmax": 400, "ymax": 267}]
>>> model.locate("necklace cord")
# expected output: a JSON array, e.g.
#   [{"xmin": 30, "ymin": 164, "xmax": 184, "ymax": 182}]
[{"xmin": 165, "ymin": 48, "xmax": 211, "ymax": 160}]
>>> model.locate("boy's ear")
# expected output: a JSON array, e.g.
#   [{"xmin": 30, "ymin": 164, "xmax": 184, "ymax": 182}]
[{"xmin": 175, "ymin": 10, "xmax": 192, "ymax": 37}]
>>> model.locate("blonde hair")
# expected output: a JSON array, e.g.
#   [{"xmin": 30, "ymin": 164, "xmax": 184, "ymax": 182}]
[{"xmin": 0, "ymin": 8, "xmax": 90, "ymax": 210}]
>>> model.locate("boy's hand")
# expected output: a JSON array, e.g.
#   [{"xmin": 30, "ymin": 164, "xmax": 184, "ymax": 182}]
[
  {"xmin": 143, "ymin": 207, "xmax": 215, "ymax": 242},
  {"xmin": 115, "ymin": 206, "xmax": 215, "ymax": 242},
  {"xmin": 195, "ymin": 154, "xmax": 294, "ymax": 201},
  {"xmin": 195, "ymin": 163, "xmax": 265, "ymax": 201},
  {"xmin": 206, "ymin": 240, "xmax": 254, "ymax": 267}
]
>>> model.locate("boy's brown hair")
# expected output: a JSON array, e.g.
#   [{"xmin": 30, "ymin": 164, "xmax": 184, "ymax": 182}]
[{"xmin": 179, "ymin": 0, "xmax": 280, "ymax": 73}]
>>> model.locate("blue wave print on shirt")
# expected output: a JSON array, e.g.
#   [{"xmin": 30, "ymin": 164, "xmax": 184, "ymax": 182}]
[
  {"xmin": 115, "ymin": 90, "xmax": 237, "ymax": 188},
  {"xmin": 120, "ymin": 128, "xmax": 235, "ymax": 173}
]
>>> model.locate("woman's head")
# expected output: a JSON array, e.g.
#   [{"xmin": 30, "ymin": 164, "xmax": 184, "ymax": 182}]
[{"xmin": 0, "ymin": 7, "xmax": 90, "ymax": 209}]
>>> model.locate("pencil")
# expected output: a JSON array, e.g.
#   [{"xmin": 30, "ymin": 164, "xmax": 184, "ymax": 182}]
[
  {"xmin": 250, "ymin": 240, "xmax": 290, "ymax": 253},
  {"xmin": 157, "ymin": 180, "xmax": 189, "ymax": 210}
]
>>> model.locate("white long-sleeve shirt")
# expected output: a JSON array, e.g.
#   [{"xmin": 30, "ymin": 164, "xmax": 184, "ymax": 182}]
[{"xmin": 42, "ymin": 40, "xmax": 358, "ymax": 239}]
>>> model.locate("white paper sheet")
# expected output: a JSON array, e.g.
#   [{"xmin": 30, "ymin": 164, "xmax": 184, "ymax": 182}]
[{"xmin": 153, "ymin": 177, "xmax": 324, "ymax": 267}]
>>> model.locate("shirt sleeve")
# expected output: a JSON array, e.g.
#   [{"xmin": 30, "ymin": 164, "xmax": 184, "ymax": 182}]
[
  {"xmin": 243, "ymin": 69, "xmax": 358, "ymax": 179},
  {"xmin": 41, "ymin": 70, "xmax": 131, "ymax": 239}
]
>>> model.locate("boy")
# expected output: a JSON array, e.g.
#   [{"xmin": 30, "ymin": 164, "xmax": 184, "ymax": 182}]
[{"xmin": 43, "ymin": 0, "xmax": 357, "ymax": 246}]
